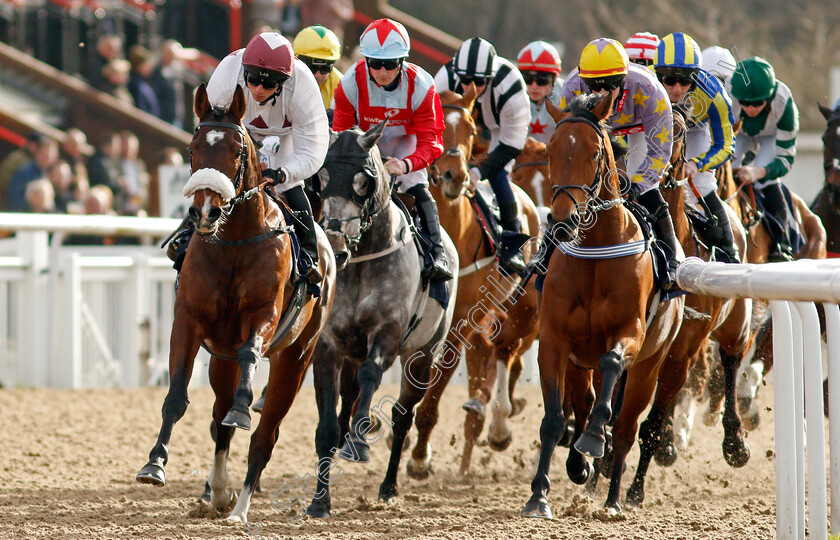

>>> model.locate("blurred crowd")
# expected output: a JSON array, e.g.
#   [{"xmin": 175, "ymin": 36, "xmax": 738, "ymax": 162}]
[{"xmin": 0, "ymin": 0, "xmax": 355, "ymax": 228}]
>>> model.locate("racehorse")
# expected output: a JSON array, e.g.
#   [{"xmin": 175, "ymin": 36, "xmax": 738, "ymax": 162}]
[
  {"xmin": 811, "ymin": 103, "xmax": 840, "ymax": 255},
  {"xmin": 616, "ymin": 109, "xmax": 753, "ymax": 508},
  {"xmin": 408, "ymin": 87, "xmax": 541, "ymax": 477},
  {"xmin": 675, "ymin": 124, "xmax": 827, "ymax": 438},
  {"xmin": 511, "ymin": 136, "xmax": 551, "ymax": 219},
  {"xmin": 304, "ymin": 122, "xmax": 459, "ymax": 518},
  {"xmin": 136, "ymin": 83, "xmax": 336, "ymax": 524},
  {"xmin": 522, "ymin": 93, "xmax": 684, "ymax": 517}
]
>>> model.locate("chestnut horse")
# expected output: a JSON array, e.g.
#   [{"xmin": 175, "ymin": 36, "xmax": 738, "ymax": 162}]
[
  {"xmin": 511, "ymin": 136, "xmax": 551, "ymax": 219},
  {"xmin": 615, "ymin": 110, "xmax": 754, "ymax": 508},
  {"xmin": 136, "ymin": 84, "xmax": 336, "ymax": 523},
  {"xmin": 521, "ymin": 93, "xmax": 684, "ymax": 517},
  {"xmin": 408, "ymin": 87, "xmax": 541, "ymax": 477}
]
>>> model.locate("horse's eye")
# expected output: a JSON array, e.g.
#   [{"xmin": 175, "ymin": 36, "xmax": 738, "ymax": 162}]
[{"xmin": 352, "ymin": 171, "xmax": 370, "ymax": 196}]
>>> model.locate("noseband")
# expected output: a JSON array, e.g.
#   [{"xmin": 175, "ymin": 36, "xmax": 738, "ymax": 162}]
[{"xmin": 550, "ymin": 115, "xmax": 622, "ymax": 231}]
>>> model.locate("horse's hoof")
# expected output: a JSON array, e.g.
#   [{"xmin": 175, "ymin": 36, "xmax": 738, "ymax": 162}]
[
  {"xmin": 406, "ymin": 459, "xmax": 432, "ymax": 480},
  {"xmin": 305, "ymin": 502, "xmax": 330, "ymax": 519},
  {"xmin": 212, "ymin": 488, "xmax": 238, "ymax": 512},
  {"xmin": 574, "ymin": 432, "xmax": 605, "ymax": 458},
  {"xmin": 604, "ymin": 501, "xmax": 621, "ymax": 515},
  {"xmin": 222, "ymin": 408, "xmax": 251, "ymax": 431},
  {"xmin": 654, "ymin": 442, "xmax": 679, "ymax": 468},
  {"xmin": 741, "ymin": 412, "xmax": 760, "ymax": 431},
  {"xmin": 723, "ymin": 439, "xmax": 751, "ymax": 468},
  {"xmin": 379, "ymin": 484, "xmax": 398, "ymax": 504},
  {"xmin": 199, "ymin": 481, "xmax": 211, "ymax": 502},
  {"xmin": 252, "ymin": 395, "xmax": 265, "ymax": 414},
  {"xmin": 703, "ymin": 409, "xmax": 721, "ymax": 427},
  {"xmin": 510, "ymin": 397, "xmax": 527, "ymax": 418},
  {"xmin": 136, "ymin": 462, "xmax": 165, "ymax": 486},
  {"xmin": 338, "ymin": 437, "xmax": 370, "ymax": 463},
  {"xmin": 567, "ymin": 460, "xmax": 592, "ymax": 485},
  {"xmin": 626, "ymin": 486, "xmax": 644, "ymax": 509},
  {"xmin": 488, "ymin": 432, "xmax": 513, "ymax": 452},
  {"xmin": 521, "ymin": 498, "xmax": 553, "ymax": 519},
  {"xmin": 462, "ymin": 398, "xmax": 486, "ymax": 420},
  {"xmin": 225, "ymin": 514, "xmax": 245, "ymax": 524}
]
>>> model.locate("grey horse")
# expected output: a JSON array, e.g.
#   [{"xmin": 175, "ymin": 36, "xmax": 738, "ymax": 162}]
[{"xmin": 304, "ymin": 122, "xmax": 459, "ymax": 518}]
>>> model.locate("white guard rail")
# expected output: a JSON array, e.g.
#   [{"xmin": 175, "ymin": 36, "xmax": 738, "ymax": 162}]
[{"xmin": 677, "ymin": 257, "xmax": 840, "ymax": 540}]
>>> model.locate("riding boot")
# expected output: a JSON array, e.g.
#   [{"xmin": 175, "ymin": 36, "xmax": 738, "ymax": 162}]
[
  {"xmin": 701, "ymin": 191, "xmax": 740, "ymax": 263},
  {"xmin": 760, "ymin": 182, "xmax": 794, "ymax": 262},
  {"xmin": 406, "ymin": 185, "xmax": 453, "ymax": 281},
  {"xmin": 638, "ymin": 189, "xmax": 681, "ymax": 290},
  {"xmin": 167, "ymin": 222, "xmax": 195, "ymax": 273},
  {"xmin": 285, "ymin": 185, "xmax": 322, "ymax": 284},
  {"xmin": 498, "ymin": 202, "xmax": 529, "ymax": 275}
]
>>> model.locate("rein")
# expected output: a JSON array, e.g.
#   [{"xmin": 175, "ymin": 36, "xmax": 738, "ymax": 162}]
[{"xmin": 512, "ymin": 160, "xmax": 549, "ymax": 173}]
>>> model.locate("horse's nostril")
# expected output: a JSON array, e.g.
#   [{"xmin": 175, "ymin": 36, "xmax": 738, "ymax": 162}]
[
  {"xmin": 188, "ymin": 206, "xmax": 200, "ymax": 222},
  {"xmin": 208, "ymin": 206, "xmax": 222, "ymax": 222}
]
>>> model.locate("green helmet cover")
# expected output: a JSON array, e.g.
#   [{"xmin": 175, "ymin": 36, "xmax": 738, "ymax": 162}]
[{"xmin": 731, "ymin": 57, "xmax": 777, "ymax": 102}]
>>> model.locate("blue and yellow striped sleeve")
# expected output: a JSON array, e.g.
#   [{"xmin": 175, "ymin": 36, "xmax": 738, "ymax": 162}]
[{"xmin": 691, "ymin": 75, "xmax": 735, "ymax": 171}]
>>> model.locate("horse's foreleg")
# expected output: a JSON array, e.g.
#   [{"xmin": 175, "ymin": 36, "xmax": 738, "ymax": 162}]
[
  {"xmin": 227, "ymin": 345, "xmax": 310, "ymax": 524},
  {"xmin": 379, "ymin": 349, "xmax": 432, "ymax": 503},
  {"xmin": 574, "ymin": 349, "xmax": 625, "ymax": 459},
  {"xmin": 521, "ymin": 338, "xmax": 569, "ymax": 520},
  {"xmin": 338, "ymin": 331, "xmax": 396, "ymax": 464},
  {"xmin": 221, "ymin": 334, "xmax": 265, "ymax": 431},
  {"xmin": 566, "ymin": 365, "xmax": 595, "ymax": 487},
  {"xmin": 337, "ymin": 361, "xmax": 358, "ymax": 444},
  {"xmin": 306, "ymin": 343, "xmax": 341, "ymax": 519},
  {"xmin": 460, "ymin": 335, "xmax": 494, "ymax": 475},
  {"xmin": 488, "ymin": 358, "xmax": 514, "ymax": 451},
  {"xmin": 720, "ymin": 348, "xmax": 751, "ymax": 468},
  {"xmin": 207, "ymin": 357, "xmax": 239, "ymax": 512},
  {"xmin": 136, "ymin": 319, "xmax": 201, "ymax": 486},
  {"xmin": 409, "ymin": 340, "xmax": 462, "ymax": 480}
]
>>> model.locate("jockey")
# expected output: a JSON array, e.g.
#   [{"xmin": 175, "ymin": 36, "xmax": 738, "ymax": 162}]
[
  {"xmin": 332, "ymin": 18, "xmax": 452, "ymax": 281},
  {"xmin": 558, "ymin": 38, "xmax": 681, "ymax": 288},
  {"xmin": 701, "ymin": 46, "xmax": 737, "ymax": 86},
  {"xmin": 434, "ymin": 37, "xmax": 531, "ymax": 274},
  {"xmin": 654, "ymin": 32, "xmax": 739, "ymax": 264},
  {"xmin": 167, "ymin": 32, "xmax": 328, "ymax": 284},
  {"xmin": 729, "ymin": 56, "xmax": 800, "ymax": 261},
  {"xmin": 516, "ymin": 40, "xmax": 563, "ymax": 145},
  {"xmin": 293, "ymin": 24, "xmax": 343, "ymax": 112},
  {"xmin": 624, "ymin": 32, "xmax": 660, "ymax": 69}
]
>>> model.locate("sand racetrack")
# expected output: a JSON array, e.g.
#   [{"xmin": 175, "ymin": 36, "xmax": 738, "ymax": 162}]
[{"xmin": 0, "ymin": 380, "xmax": 777, "ymax": 539}]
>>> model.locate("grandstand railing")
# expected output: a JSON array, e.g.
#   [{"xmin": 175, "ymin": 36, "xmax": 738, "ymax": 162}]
[{"xmin": 677, "ymin": 257, "xmax": 839, "ymax": 540}]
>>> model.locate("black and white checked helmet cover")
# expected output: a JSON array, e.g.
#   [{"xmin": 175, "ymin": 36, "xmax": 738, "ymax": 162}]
[{"xmin": 453, "ymin": 37, "xmax": 497, "ymax": 78}]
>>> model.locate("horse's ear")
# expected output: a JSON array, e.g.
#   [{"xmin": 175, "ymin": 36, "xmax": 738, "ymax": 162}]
[
  {"xmin": 591, "ymin": 92, "xmax": 615, "ymax": 121},
  {"xmin": 229, "ymin": 85, "xmax": 247, "ymax": 121},
  {"xmin": 462, "ymin": 83, "xmax": 477, "ymax": 110},
  {"xmin": 358, "ymin": 119, "xmax": 387, "ymax": 151},
  {"xmin": 819, "ymin": 102, "xmax": 835, "ymax": 121},
  {"xmin": 194, "ymin": 83, "xmax": 210, "ymax": 119},
  {"xmin": 545, "ymin": 98, "xmax": 565, "ymax": 124}
]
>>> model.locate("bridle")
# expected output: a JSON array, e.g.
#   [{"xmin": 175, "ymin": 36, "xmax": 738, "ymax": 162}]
[
  {"xmin": 549, "ymin": 114, "xmax": 622, "ymax": 233},
  {"xmin": 430, "ymin": 103, "xmax": 476, "ymax": 186}
]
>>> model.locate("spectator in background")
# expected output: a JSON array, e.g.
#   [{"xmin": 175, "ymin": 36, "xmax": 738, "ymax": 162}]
[
  {"xmin": 279, "ymin": 0, "xmax": 303, "ymax": 36},
  {"xmin": 7, "ymin": 137, "xmax": 58, "ymax": 211},
  {"xmin": 150, "ymin": 40, "xmax": 195, "ymax": 129},
  {"xmin": 64, "ymin": 185, "xmax": 117, "ymax": 245},
  {"xmin": 127, "ymin": 45, "xmax": 162, "ymax": 118},
  {"xmin": 116, "ymin": 131, "xmax": 149, "ymax": 216},
  {"xmin": 0, "ymin": 132, "xmax": 43, "ymax": 210},
  {"xmin": 88, "ymin": 132, "xmax": 123, "ymax": 192},
  {"xmin": 24, "ymin": 179, "xmax": 56, "ymax": 213},
  {"xmin": 86, "ymin": 34, "xmax": 124, "ymax": 91},
  {"xmin": 60, "ymin": 128, "xmax": 90, "ymax": 201},
  {"xmin": 300, "ymin": 0, "xmax": 354, "ymax": 48},
  {"xmin": 46, "ymin": 160, "xmax": 78, "ymax": 213},
  {"xmin": 101, "ymin": 59, "xmax": 134, "ymax": 107}
]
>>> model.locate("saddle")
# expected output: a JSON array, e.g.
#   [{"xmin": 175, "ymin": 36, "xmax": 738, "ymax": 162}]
[
  {"xmin": 468, "ymin": 182, "xmax": 503, "ymax": 254},
  {"xmin": 622, "ymin": 198, "xmax": 685, "ymax": 300},
  {"xmin": 735, "ymin": 182, "xmax": 804, "ymax": 254}
]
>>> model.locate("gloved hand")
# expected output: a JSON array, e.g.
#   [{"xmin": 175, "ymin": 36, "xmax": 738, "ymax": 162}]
[
  {"xmin": 384, "ymin": 157, "xmax": 409, "ymax": 176},
  {"xmin": 684, "ymin": 160, "xmax": 699, "ymax": 181},
  {"xmin": 468, "ymin": 167, "xmax": 481, "ymax": 192},
  {"xmin": 262, "ymin": 168, "xmax": 285, "ymax": 186},
  {"xmin": 736, "ymin": 166, "xmax": 765, "ymax": 184}
]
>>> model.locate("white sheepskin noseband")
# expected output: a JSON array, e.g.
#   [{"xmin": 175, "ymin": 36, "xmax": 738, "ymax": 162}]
[{"xmin": 182, "ymin": 168, "xmax": 236, "ymax": 201}]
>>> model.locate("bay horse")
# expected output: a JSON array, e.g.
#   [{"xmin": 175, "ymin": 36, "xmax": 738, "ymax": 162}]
[
  {"xmin": 304, "ymin": 123, "xmax": 459, "ymax": 518},
  {"xmin": 407, "ymin": 87, "xmax": 541, "ymax": 478},
  {"xmin": 136, "ymin": 83, "xmax": 336, "ymax": 523},
  {"xmin": 812, "ymin": 103, "xmax": 840, "ymax": 255},
  {"xmin": 616, "ymin": 109, "xmax": 753, "ymax": 508},
  {"xmin": 511, "ymin": 136, "xmax": 551, "ymax": 219},
  {"xmin": 522, "ymin": 93, "xmax": 684, "ymax": 517}
]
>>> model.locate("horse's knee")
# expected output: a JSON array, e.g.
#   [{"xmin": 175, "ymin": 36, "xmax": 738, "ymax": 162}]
[
  {"xmin": 357, "ymin": 360, "xmax": 383, "ymax": 389},
  {"xmin": 315, "ymin": 421, "xmax": 340, "ymax": 456},
  {"xmin": 539, "ymin": 411, "xmax": 566, "ymax": 443},
  {"xmin": 162, "ymin": 391, "xmax": 190, "ymax": 419},
  {"xmin": 599, "ymin": 350, "xmax": 623, "ymax": 377}
]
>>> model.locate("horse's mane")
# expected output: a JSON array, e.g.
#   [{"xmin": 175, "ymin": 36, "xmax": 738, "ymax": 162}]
[{"xmin": 568, "ymin": 93, "xmax": 610, "ymax": 119}]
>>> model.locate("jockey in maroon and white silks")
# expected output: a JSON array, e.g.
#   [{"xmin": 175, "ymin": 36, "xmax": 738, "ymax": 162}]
[{"xmin": 332, "ymin": 59, "xmax": 444, "ymax": 191}]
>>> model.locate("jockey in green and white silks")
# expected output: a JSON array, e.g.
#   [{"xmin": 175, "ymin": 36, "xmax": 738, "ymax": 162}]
[
  {"xmin": 655, "ymin": 32, "xmax": 740, "ymax": 264},
  {"xmin": 730, "ymin": 56, "xmax": 799, "ymax": 261}
]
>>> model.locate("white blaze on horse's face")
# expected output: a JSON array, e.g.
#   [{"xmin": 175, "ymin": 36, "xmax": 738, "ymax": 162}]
[
  {"xmin": 445, "ymin": 110, "xmax": 462, "ymax": 130},
  {"xmin": 206, "ymin": 130, "xmax": 224, "ymax": 147}
]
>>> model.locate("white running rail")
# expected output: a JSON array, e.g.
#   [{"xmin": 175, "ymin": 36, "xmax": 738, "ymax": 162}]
[{"xmin": 677, "ymin": 256, "xmax": 840, "ymax": 540}]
